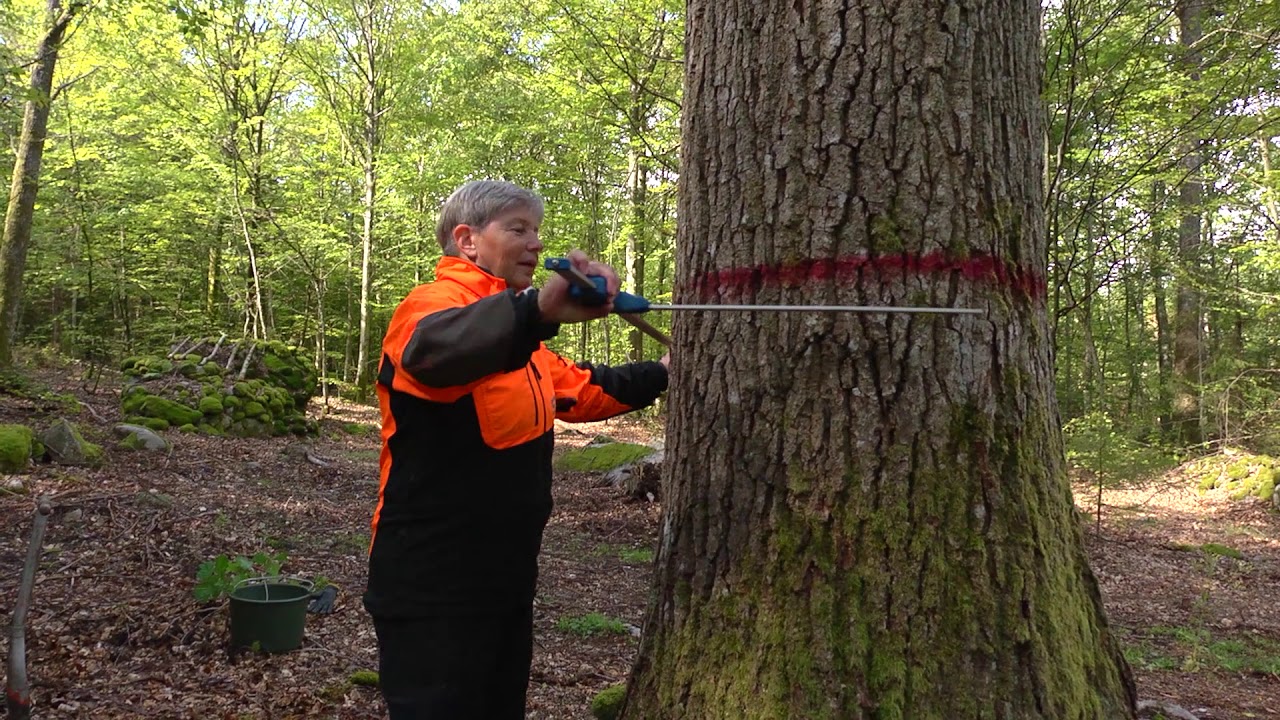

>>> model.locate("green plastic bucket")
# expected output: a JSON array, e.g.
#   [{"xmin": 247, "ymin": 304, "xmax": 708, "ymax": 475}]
[{"xmin": 228, "ymin": 576, "xmax": 312, "ymax": 653}]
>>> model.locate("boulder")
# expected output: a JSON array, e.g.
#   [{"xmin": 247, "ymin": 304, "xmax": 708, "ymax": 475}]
[
  {"xmin": 114, "ymin": 424, "xmax": 170, "ymax": 451},
  {"xmin": 601, "ymin": 448, "xmax": 664, "ymax": 502},
  {"xmin": 40, "ymin": 419, "xmax": 103, "ymax": 466}
]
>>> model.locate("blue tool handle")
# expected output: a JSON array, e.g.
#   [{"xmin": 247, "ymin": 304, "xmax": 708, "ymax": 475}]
[{"xmin": 543, "ymin": 257, "xmax": 652, "ymax": 314}]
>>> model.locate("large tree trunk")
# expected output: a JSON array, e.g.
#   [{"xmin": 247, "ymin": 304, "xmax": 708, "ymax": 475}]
[
  {"xmin": 1172, "ymin": 0, "xmax": 1204, "ymax": 445},
  {"xmin": 622, "ymin": 1, "xmax": 1136, "ymax": 717},
  {"xmin": 0, "ymin": 0, "xmax": 77, "ymax": 368}
]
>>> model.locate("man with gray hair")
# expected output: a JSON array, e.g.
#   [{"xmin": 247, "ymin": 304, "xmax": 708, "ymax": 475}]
[{"xmin": 364, "ymin": 180, "xmax": 670, "ymax": 718}]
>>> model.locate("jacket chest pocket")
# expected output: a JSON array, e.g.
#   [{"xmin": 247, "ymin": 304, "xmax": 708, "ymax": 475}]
[{"xmin": 472, "ymin": 360, "xmax": 555, "ymax": 450}]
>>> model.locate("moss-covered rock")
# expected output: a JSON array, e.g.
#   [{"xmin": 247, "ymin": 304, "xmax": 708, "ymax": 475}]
[
  {"xmin": 198, "ymin": 395, "xmax": 224, "ymax": 415},
  {"xmin": 0, "ymin": 424, "xmax": 36, "ymax": 473},
  {"xmin": 243, "ymin": 400, "xmax": 267, "ymax": 417},
  {"xmin": 555, "ymin": 442, "xmax": 657, "ymax": 473},
  {"xmin": 40, "ymin": 419, "xmax": 103, "ymax": 467},
  {"xmin": 591, "ymin": 684, "xmax": 626, "ymax": 720},
  {"xmin": 1191, "ymin": 450, "xmax": 1280, "ymax": 504}
]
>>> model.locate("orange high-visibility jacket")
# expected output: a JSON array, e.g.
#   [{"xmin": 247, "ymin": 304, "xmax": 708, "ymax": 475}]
[{"xmin": 364, "ymin": 257, "xmax": 668, "ymax": 617}]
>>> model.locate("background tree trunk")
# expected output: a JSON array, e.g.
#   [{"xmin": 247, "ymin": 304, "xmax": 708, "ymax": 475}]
[
  {"xmin": 623, "ymin": 0, "xmax": 1137, "ymax": 717},
  {"xmin": 0, "ymin": 0, "xmax": 77, "ymax": 368},
  {"xmin": 1172, "ymin": 0, "xmax": 1205, "ymax": 445}
]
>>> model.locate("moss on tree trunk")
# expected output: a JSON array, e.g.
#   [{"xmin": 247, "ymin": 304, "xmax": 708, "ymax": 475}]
[{"xmin": 621, "ymin": 0, "xmax": 1136, "ymax": 717}]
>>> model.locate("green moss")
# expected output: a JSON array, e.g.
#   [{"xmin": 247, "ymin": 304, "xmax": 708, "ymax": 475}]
[
  {"xmin": 1226, "ymin": 460, "xmax": 1251, "ymax": 480},
  {"xmin": 243, "ymin": 400, "xmax": 266, "ymax": 416},
  {"xmin": 263, "ymin": 353, "xmax": 288, "ymax": 373},
  {"xmin": 136, "ymin": 396, "xmax": 202, "ymax": 426},
  {"xmin": 590, "ymin": 684, "xmax": 626, "ymax": 720},
  {"xmin": 128, "ymin": 416, "xmax": 170, "ymax": 432},
  {"xmin": 1200, "ymin": 543, "xmax": 1243, "ymax": 560},
  {"xmin": 0, "ymin": 424, "xmax": 35, "ymax": 473},
  {"xmin": 348, "ymin": 670, "xmax": 379, "ymax": 687},
  {"xmin": 233, "ymin": 382, "xmax": 253, "ymax": 397},
  {"xmin": 554, "ymin": 442, "xmax": 654, "ymax": 472},
  {"xmin": 870, "ymin": 214, "xmax": 906, "ymax": 253},
  {"xmin": 118, "ymin": 433, "xmax": 146, "ymax": 451},
  {"xmin": 178, "ymin": 423, "xmax": 197, "ymax": 433},
  {"xmin": 198, "ymin": 395, "xmax": 224, "ymax": 414}
]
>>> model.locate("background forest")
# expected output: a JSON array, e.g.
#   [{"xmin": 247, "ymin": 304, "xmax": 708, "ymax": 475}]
[{"xmin": 1, "ymin": 0, "xmax": 1278, "ymax": 457}]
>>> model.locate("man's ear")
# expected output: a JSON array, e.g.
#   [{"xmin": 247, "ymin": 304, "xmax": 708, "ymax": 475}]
[{"xmin": 453, "ymin": 224, "xmax": 478, "ymax": 260}]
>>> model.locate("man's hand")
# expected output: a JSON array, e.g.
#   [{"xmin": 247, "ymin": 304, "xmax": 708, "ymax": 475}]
[
  {"xmin": 537, "ymin": 249, "xmax": 620, "ymax": 324},
  {"xmin": 659, "ymin": 352, "xmax": 670, "ymax": 369}
]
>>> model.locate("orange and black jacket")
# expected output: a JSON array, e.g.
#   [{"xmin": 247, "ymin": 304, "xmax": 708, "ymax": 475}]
[{"xmin": 364, "ymin": 257, "xmax": 668, "ymax": 618}]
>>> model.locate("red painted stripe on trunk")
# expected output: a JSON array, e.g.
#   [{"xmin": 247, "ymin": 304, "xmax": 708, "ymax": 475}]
[{"xmin": 688, "ymin": 252, "xmax": 1045, "ymax": 301}]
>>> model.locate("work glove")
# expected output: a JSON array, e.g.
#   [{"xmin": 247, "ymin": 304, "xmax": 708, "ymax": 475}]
[{"xmin": 308, "ymin": 585, "xmax": 338, "ymax": 614}]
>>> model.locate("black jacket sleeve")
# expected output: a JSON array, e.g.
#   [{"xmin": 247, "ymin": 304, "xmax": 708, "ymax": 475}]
[{"xmin": 400, "ymin": 289, "xmax": 559, "ymax": 387}]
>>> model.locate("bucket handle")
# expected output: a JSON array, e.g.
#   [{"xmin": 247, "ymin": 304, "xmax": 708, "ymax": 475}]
[{"xmin": 234, "ymin": 575, "xmax": 314, "ymax": 601}]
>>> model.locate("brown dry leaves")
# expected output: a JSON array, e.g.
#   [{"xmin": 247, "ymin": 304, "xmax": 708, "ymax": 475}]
[{"xmin": 2, "ymin": 363, "xmax": 1277, "ymax": 719}]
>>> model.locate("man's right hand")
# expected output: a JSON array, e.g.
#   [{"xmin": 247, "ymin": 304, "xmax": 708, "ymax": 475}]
[{"xmin": 537, "ymin": 249, "xmax": 619, "ymax": 324}]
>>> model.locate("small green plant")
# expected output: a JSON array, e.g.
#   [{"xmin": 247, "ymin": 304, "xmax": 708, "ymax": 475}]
[
  {"xmin": 591, "ymin": 544, "xmax": 654, "ymax": 564},
  {"xmin": 343, "ymin": 422, "xmax": 377, "ymax": 435},
  {"xmin": 619, "ymin": 547, "xmax": 654, "ymax": 564},
  {"xmin": 193, "ymin": 551, "xmax": 286, "ymax": 602},
  {"xmin": 349, "ymin": 670, "xmax": 379, "ymax": 687},
  {"xmin": 1170, "ymin": 542, "xmax": 1245, "ymax": 560},
  {"xmin": 557, "ymin": 612, "xmax": 629, "ymax": 637},
  {"xmin": 331, "ymin": 532, "xmax": 370, "ymax": 555}
]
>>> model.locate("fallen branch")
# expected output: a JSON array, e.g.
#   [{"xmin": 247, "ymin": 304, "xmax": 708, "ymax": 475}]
[
  {"xmin": 6, "ymin": 496, "xmax": 53, "ymax": 720},
  {"xmin": 237, "ymin": 343, "xmax": 256, "ymax": 380},
  {"xmin": 166, "ymin": 336, "xmax": 192, "ymax": 359},
  {"xmin": 200, "ymin": 333, "xmax": 227, "ymax": 365},
  {"xmin": 77, "ymin": 400, "xmax": 107, "ymax": 423},
  {"xmin": 305, "ymin": 450, "xmax": 333, "ymax": 467},
  {"xmin": 224, "ymin": 339, "xmax": 241, "ymax": 372},
  {"xmin": 1137, "ymin": 700, "xmax": 1199, "ymax": 720}
]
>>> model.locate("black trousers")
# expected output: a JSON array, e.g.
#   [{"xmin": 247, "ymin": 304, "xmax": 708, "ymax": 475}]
[{"xmin": 373, "ymin": 604, "xmax": 534, "ymax": 720}]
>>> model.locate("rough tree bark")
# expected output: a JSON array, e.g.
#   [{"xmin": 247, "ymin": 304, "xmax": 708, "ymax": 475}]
[
  {"xmin": 622, "ymin": 0, "xmax": 1137, "ymax": 718},
  {"xmin": 0, "ymin": 0, "xmax": 79, "ymax": 368}
]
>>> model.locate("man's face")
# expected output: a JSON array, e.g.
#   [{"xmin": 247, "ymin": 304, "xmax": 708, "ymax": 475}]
[{"xmin": 458, "ymin": 206, "xmax": 543, "ymax": 290}]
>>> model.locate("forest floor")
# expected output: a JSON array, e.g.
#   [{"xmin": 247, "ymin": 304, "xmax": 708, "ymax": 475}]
[{"xmin": 0, "ymin": 354, "xmax": 1277, "ymax": 719}]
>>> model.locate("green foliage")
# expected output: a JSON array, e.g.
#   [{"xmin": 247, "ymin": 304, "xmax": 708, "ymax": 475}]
[
  {"xmin": 590, "ymin": 684, "xmax": 626, "ymax": 720},
  {"xmin": 1063, "ymin": 412, "xmax": 1178, "ymax": 483},
  {"xmin": 348, "ymin": 670, "xmax": 379, "ymax": 687},
  {"xmin": 557, "ymin": 612, "xmax": 629, "ymax": 637},
  {"xmin": 192, "ymin": 551, "xmax": 287, "ymax": 603},
  {"xmin": 554, "ymin": 442, "xmax": 655, "ymax": 473}
]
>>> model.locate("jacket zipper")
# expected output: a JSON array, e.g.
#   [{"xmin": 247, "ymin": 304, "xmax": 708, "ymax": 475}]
[
  {"xmin": 529, "ymin": 362, "xmax": 548, "ymax": 430},
  {"xmin": 525, "ymin": 365, "xmax": 542, "ymax": 429}
]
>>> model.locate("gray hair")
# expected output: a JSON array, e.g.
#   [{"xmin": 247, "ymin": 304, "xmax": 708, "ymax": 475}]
[{"xmin": 435, "ymin": 180, "xmax": 545, "ymax": 256}]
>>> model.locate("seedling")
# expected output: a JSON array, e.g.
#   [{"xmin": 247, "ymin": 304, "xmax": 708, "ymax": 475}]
[{"xmin": 193, "ymin": 551, "xmax": 286, "ymax": 602}]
